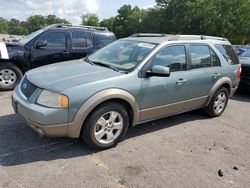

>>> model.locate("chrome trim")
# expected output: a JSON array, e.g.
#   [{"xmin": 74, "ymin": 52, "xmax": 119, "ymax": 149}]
[{"xmin": 18, "ymin": 84, "xmax": 27, "ymax": 100}]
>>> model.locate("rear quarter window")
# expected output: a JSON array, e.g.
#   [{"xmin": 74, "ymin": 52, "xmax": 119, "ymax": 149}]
[
  {"xmin": 94, "ymin": 33, "xmax": 116, "ymax": 48},
  {"xmin": 215, "ymin": 44, "xmax": 239, "ymax": 65}
]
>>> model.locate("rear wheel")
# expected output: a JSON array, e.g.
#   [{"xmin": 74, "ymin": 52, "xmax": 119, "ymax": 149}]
[
  {"xmin": 204, "ymin": 87, "xmax": 229, "ymax": 117},
  {"xmin": 81, "ymin": 102, "xmax": 129, "ymax": 150},
  {"xmin": 0, "ymin": 63, "xmax": 23, "ymax": 91}
]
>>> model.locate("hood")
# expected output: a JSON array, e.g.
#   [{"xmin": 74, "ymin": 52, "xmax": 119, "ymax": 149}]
[
  {"xmin": 26, "ymin": 59, "xmax": 122, "ymax": 91},
  {"xmin": 239, "ymin": 56, "xmax": 250, "ymax": 66},
  {"xmin": 5, "ymin": 42, "xmax": 25, "ymax": 59}
]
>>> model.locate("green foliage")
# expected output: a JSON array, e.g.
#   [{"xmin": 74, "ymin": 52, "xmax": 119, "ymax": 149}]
[
  {"xmin": 1, "ymin": 1, "xmax": 250, "ymax": 44},
  {"xmin": 155, "ymin": 0, "xmax": 250, "ymax": 44},
  {"xmin": 0, "ymin": 15, "xmax": 70, "ymax": 36},
  {"xmin": 81, "ymin": 13, "xmax": 99, "ymax": 26},
  {"xmin": 26, "ymin": 15, "xmax": 46, "ymax": 33},
  {"xmin": 0, "ymin": 17, "xmax": 8, "ymax": 33},
  {"xmin": 101, "ymin": 0, "xmax": 250, "ymax": 43},
  {"xmin": 45, "ymin": 15, "xmax": 70, "ymax": 25}
]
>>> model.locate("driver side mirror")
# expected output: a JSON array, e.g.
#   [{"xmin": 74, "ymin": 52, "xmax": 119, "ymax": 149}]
[
  {"xmin": 146, "ymin": 65, "xmax": 170, "ymax": 77},
  {"xmin": 36, "ymin": 40, "xmax": 47, "ymax": 48}
]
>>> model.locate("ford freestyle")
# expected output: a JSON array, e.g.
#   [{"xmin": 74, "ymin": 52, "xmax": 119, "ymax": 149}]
[{"xmin": 12, "ymin": 34, "xmax": 241, "ymax": 149}]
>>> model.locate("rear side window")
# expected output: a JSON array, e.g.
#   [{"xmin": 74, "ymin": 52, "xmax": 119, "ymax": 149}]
[
  {"xmin": 71, "ymin": 31, "xmax": 93, "ymax": 48},
  {"xmin": 95, "ymin": 33, "xmax": 116, "ymax": 48},
  {"xmin": 190, "ymin": 45, "xmax": 220, "ymax": 69},
  {"xmin": 215, "ymin": 44, "xmax": 239, "ymax": 64}
]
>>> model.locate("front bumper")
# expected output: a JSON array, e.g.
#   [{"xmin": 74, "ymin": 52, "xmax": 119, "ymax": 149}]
[{"xmin": 12, "ymin": 86, "xmax": 69, "ymax": 137}]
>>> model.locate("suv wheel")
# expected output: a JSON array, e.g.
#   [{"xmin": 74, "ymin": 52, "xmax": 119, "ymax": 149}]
[
  {"xmin": 0, "ymin": 63, "xmax": 23, "ymax": 91},
  {"xmin": 205, "ymin": 87, "xmax": 229, "ymax": 117},
  {"xmin": 82, "ymin": 102, "xmax": 129, "ymax": 150}
]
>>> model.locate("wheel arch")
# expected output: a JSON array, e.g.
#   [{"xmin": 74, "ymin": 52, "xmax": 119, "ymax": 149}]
[
  {"xmin": 0, "ymin": 60, "xmax": 25, "ymax": 73},
  {"xmin": 205, "ymin": 77, "xmax": 232, "ymax": 107},
  {"xmin": 67, "ymin": 88, "xmax": 140, "ymax": 138}
]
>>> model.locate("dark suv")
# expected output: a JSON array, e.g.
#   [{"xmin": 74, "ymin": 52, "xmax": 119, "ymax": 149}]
[{"xmin": 0, "ymin": 24, "xmax": 116, "ymax": 90}]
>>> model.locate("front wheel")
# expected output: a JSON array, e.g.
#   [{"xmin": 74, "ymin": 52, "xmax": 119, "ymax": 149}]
[
  {"xmin": 0, "ymin": 63, "xmax": 23, "ymax": 91},
  {"xmin": 81, "ymin": 102, "xmax": 129, "ymax": 150},
  {"xmin": 204, "ymin": 87, "xmax": 229, "ymax": 117}
]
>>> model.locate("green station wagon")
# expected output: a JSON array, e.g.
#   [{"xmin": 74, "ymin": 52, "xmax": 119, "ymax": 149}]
[{"xmin": 12, "ymin": 34, "xmax": 241, "ymax": 149}]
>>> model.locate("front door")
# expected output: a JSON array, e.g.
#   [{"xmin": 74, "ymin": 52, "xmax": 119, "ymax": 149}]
[
  {"xmin": 31, "ymin": 31, "xmax": 67, "ymax": 68},
  {"xmin": 139, "ymin": 45, "xmax": 190, "ymax": 121}
]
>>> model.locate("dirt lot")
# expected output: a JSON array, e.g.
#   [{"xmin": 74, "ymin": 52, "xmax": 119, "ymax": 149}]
[{"xmin": 0, "ymin": 91, "xmax": 250, "ymax": 188}]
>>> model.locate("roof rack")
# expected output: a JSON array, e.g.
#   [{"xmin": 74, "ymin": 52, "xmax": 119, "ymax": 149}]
[
  {"xmin": 130, "ymin": 33, "xmax": 228, "ymax": 41},
  {"xmin": 130, "ymin": 33, "xmax": 171, "ymax": 37},
  {"xmin": 172, "ymin": 35, "xmax": 228, "ymax": 41},
  {"xmin": 47, "ymin": 24, "xmax": 108, "ymax": 31}
]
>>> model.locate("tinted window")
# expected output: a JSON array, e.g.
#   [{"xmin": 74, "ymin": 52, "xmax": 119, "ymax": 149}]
[
  {"xmin": 72, "ymin": 31, "xmax": 93, "ymax": 48},
  {"xmin": 95, "ymin": 33, "xmax": 116, "ymax": 47},
  {"xmin": 152, "ymin": 45, "xmax": 186, "ymax": 72},
  {"xmin": 241, "ymin": 49, "xmax": 250, "ymax": 57},
  {"xmin": 215, "ymin": 44, "xmax": 239, "ymax": 64},
  {"xmin": 190, "ymin": 45, "xmax": 212, "ymax": 69},
  {"xmin": 210, "ymin": 49, "xmax": 220, "ymax": 66},
  {"xmin": 39, "ymin": 32, "xmax": 66, "ymax": 49}
]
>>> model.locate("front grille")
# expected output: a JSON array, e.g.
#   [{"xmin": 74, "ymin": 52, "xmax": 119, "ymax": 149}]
[{"xmin": 20, "ymin": 77, "xmax": 37, "ymax": 99}]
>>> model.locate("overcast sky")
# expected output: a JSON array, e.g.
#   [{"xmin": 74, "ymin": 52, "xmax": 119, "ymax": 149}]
[{"xmin": 0, "ymin": 0, "xmax": 156, "ymax": 24}]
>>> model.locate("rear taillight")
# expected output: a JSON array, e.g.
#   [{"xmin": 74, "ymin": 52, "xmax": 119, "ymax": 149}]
[{"xmin": 237, "ymin": 64, "xmax": 242, "ymax": 79}]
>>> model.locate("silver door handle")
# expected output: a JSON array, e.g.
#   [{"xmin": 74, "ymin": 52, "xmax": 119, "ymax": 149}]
[
  {"xmin": 176, "ymin": 79, "xmax": 187, "ymax": 85},
  {"xmin": 213, "ymin": 73, "xmax": 221, "ymax": 78}
]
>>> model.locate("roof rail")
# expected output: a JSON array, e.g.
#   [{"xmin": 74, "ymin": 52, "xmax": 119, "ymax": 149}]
[
  {"xmin": 130, "ymin": 33, "xmax": 228, "ymax": 41},
  {"xmin": 168, "ymin": 35, "xmax": 228, "ymax": 41},
  {"xmin": 130, "ymin": 33, "xmax": 171, "ymax": 37},
  {"xmin": 47, "ymin": 24, "xmax": 108, "ymax": 31}
]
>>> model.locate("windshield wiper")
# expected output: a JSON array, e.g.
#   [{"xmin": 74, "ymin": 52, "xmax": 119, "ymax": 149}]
[
  {"xmin": 83, "ymin": 56, "xmax": 94, "ymax": 65},
  {"xmin": 93, "ymin": 61, "xmax": 120, "ymax": 72},
  {"xmin": 84, "ymin": 57, "xmax": 119, "ymax": 72}
]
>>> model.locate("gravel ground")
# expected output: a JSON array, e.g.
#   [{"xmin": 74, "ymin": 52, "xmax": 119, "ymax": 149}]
[{"xmin": 0, "ymin": 91, "xmax": 249, "ymax": 188}]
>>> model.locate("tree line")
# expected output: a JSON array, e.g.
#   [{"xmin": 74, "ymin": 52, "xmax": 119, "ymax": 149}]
[
  {"xmin": 0, "ymin": 15, "xmax": 69, "ymax": 36},
  {"xmin": 1, "ymin": 0, "xmax": 250, "ymax": 44}
]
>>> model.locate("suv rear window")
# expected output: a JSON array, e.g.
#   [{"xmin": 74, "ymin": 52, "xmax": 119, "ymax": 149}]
[{"xmin": 215, "ymin": 44, "xmax": 239, "ymax": 64}]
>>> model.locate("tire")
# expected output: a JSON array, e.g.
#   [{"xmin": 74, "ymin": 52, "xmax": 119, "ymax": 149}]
[
  {"xmin": 81, "ymin": 102, "xmax": 129, "ymax": 150},
  {"xmin": 204, "ymin": 87, "xmax": 229, "ymax": 117},
  {"xmin": 0, "ymin": 63, "xmax": 23, "ymax": 91}
]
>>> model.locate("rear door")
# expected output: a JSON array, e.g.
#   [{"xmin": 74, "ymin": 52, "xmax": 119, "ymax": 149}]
[
  {"xmin": 186, "ymin": 44, "xmax": 222, "ymax": 104},
  {"xmin": 68, "ymin": 30, "xmax": 96, "ymax": 59},
  {"xmin": 31, "ymin": 31, "xmax": 67, "ymax": 67}
]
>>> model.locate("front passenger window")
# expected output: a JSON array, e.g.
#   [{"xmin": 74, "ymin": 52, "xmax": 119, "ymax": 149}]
[{"xmin": 151, "ymin": 45, "xmax": 186, "ymax": 72}]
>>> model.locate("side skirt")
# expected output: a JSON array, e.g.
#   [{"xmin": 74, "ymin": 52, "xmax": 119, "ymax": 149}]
[{"xmin": 137, "ymin": 96, "xmax": 208, "ymax": 124}]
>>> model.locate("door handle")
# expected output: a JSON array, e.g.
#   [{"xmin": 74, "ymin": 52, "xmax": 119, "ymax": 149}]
[
  {"xmin": 63, "ymin": 50, "xmax": 70, "ymax": 54},
  {"xmin": 176, "ymin": 78, "xmax": 187, "ymax": 85},
  {"xmin": 213, "ymin": 73, "xmax": 221, "ymax": 78}
]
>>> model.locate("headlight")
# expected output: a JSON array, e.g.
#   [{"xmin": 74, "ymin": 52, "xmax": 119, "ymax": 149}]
[{"xmin": 37, "ymin": 90, "xmax": 69, "ymax": 108}]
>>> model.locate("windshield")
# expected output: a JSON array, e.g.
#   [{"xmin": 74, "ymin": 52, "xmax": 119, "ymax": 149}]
[
  {"xmin": 88, "ymin": 40, "xmax": 156, "ymax": 71},
  {"xmin": 19, "ymin": 29, "xmax": 44, "ymax": 44},
  {"xmin": 241, "ymin": 49, "xmax": 250, "ymax": 57}
]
